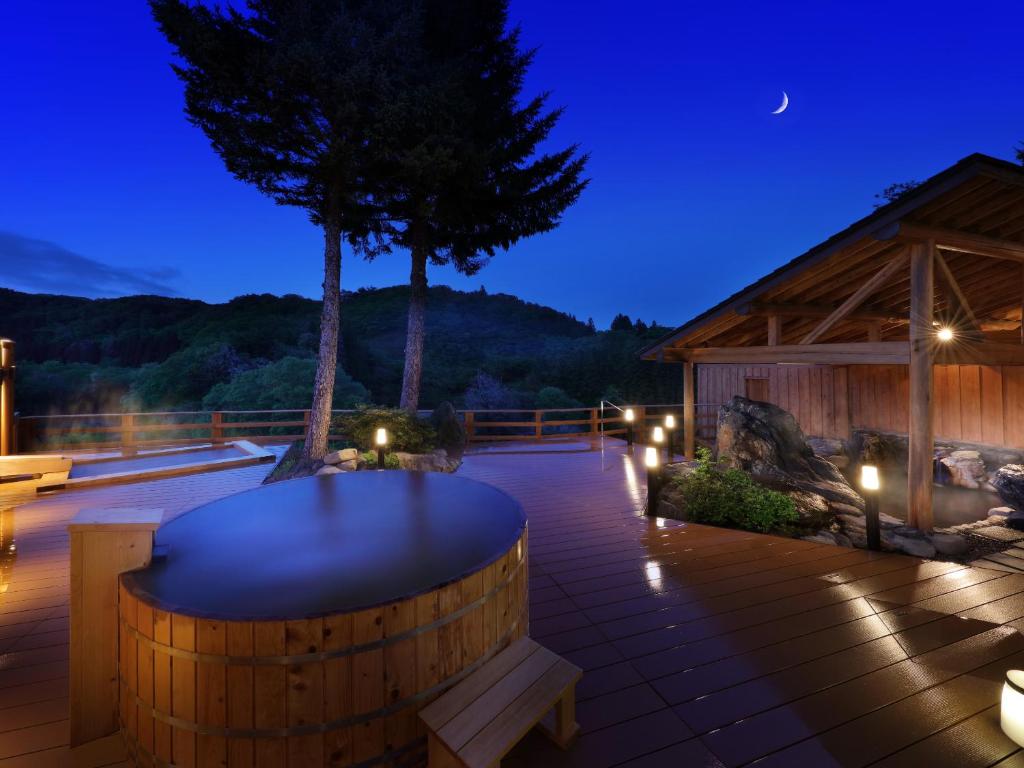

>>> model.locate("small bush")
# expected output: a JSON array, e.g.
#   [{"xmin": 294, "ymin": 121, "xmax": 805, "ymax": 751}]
[
  {"xmin": 335, "ymin": 405, "xmax": 437, "ymax": 453},
  {"xmin": 361, "ymin": 450, "xmax": 402, "ymax": 469},
  {"xmin": 672, "ymin": 448, "xmax": 797, "ymax": 533}
]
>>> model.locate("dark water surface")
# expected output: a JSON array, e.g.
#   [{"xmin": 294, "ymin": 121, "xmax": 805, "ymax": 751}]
[
  {"xmin": 123, "ymin": 471, "xmax": 526, "ymax": 620},
  {"xmin": 69, "ymin": 446, "xmax": 243, "ymax": 478}
]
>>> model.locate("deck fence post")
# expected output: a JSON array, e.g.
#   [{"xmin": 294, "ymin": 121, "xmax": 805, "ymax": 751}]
[
  {"xmin": 535, "ymin": 410, "xmax": 543, "ymax": 440},
  {"xmin": 637, "ymin": 406, "xmax": 647, "ymax": 444},
  {"xmin": 465, "ymin": 411, "xmax": 475, "ymax": 442},
  {"xmin": 121, "ymin": 413, "xmax": 135, "ymax": 454},
  {"xmin": 211, "ymin": 411, "xmax": 224, "ymax": 443},
  {"xmin": 68, "ymin": 508, "xmax": 163, "ymax": 747},
  {"xmin": 0, "ymin": 339, "xmax": 14, "ymax": 456},
  {"xmin": 589, "ymin": 408, "xmax": 598, "ymax": 437}
]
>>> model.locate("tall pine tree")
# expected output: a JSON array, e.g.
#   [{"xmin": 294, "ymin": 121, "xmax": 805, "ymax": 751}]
[
  {"xmin": 150, "ymin": 0, "xmax": 406, "ymax": 460},
  {"xmin": 377, "ymin": 0, "xmax": 588, "ymax": 411}
]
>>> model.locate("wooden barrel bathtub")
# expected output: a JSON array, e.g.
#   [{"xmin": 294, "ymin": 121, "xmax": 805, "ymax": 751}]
[{"xmin": 117, "ymin": 471, "xmax": 528, "ymax": 768}]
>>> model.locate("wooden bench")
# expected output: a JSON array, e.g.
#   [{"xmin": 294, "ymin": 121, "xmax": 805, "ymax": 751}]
[{"xmin": 419, "ymin": 637, "xmax": 582, "ymax": 767}]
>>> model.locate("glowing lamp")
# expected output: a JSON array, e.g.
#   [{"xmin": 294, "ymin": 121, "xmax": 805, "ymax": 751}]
[
  {"xmin": 664, "ymin": 414, "xmax": 676, "ymax": 429},
  {"xmin": 624, "ymin": 408, "xmax": 636, "ymax": 446},
  {"xmin": 936, "ymin": 326, "xmax": 955, "ymax": 342},
  {"xmin": 644, "ymin": 446, "xmax": 659, "ymax": 468},
  {"xmin": 860, "ymin": 464, "xmax": 881, "ymax": 551},
  {"xmin": 374, "ymin": 427, "xmax": 388, "ymax": 470},
  {"xmin": 652, "ymin": 426, "xmax": 664, "ymax": 444},
  {"xmin": 860, "ymin": 465, "xmax": 880, "ymax": 491},
  {"xmin": 1002, "ymin": 670, "xmax": 1024, "ymax": 746}
]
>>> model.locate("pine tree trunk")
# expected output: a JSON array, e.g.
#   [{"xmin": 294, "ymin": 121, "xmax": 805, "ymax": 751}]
[
  {"xmin": 399, "ymin": 246, "xmax": 428, "ymax": 412},
  {"xmin": 304, "ymin": 215, "xmax": 342, "ymax": 461}
]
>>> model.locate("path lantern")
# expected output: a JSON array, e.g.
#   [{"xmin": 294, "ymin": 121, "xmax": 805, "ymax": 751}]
[
  {"xmin": 645, "ymin": 446, "xmax": 660, "ymax": 516},
  {"xmin": 624, "ymin": 408, "xmax": 635, "ymax": 446},
  {"xmin": 860, "ymin": 464, "xmax": 881, "ymax": 551},
  {"xmin": 375, "ymin": 427, "xmax": 388, "ymax": 470},
  {"xmin": 664, "ymin": 414, "xmax": 675, "ymax": 462},
  {"xmin": 1003, "ymin": 670, "xmax": 1024, "ymax": 746}
]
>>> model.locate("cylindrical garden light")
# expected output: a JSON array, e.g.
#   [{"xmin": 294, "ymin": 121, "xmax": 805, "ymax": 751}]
[
  {"xmin": 664, "ymin": 414, "xmax": 675, "ymax": 463},
  {"xmin": 375, "ymin": 427, "xmax": 388, "ymax": 470},
  {"xmin": 1002, "ymin": 670, "xmax": 1024, "ymax": 746},
  {"xmin": 860, "ymin": 464, "xmax": 881, "ymax": 551},
  {"xmin": 645, "ymin": 445, "xmax": 660, "ymax": 516},
  {"xmin": 624, "ymin": 408, "xmax": 635, "ymax": 446}
]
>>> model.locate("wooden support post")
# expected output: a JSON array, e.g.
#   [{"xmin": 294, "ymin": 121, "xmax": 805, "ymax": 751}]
[
  {"xmin": 683, "ymin": 360, "xmax": 695, "ymax": 459},
  {"xmin": 767, "ymin": 315, "xmax": 781, "ymax": 346},
  {"xmin": 908, "ymin": 241, "xmax": 935, "ymax": 531},
  {"xmin": 589, "ymin": 407, "xmax": 599, "ymax": 436},
  {"xmin": 121, "ymin": 413, "xmax": 135, "ymax": 455},
  {"xmin": 211, "ymin": 411, "xmax": 224, "ymax": 444},
  {"xmin": 636, "ymin": 406, "xmax": 647, "ymax": 445},
  {"xmin": 464, "ymin": 411, "xmax": 475, "ymax": 442},
  {"xmin": 535, "ymin": 410, "xmax": 543, "ymax": 439},
  {"xmin": 69, "ymin": 508, "xmax": 163, "ymax": 747},
  {"xmin": 1020, "ymin": 264, "xmax": 1024, "ymax": 345},
  {"xmin": 0, "ymin": 339, "xmax": 14, "ymax": 456}
]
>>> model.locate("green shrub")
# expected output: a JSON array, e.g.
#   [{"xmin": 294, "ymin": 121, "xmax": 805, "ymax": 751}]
[
  {"xmin": 360, "ymin": 450, "xmax": 402, "ymax": 469},
  {"xmin": 335, "ymin": 405, "xmax": 437, "ymax": 453},
  {"xmin": 672, "ymin": 448, "xmax": 797, "ymax": 533}
]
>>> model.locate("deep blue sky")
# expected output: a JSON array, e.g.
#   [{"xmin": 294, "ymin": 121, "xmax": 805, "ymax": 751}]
[{"xmin": 2, "ymin": 1, "xmax": 1023, "ymax": 328}]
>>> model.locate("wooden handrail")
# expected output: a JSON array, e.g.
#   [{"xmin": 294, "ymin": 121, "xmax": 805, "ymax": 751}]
[{"xmin": 16, "ymin": 403, "xmax": 689, "ymax": 451}]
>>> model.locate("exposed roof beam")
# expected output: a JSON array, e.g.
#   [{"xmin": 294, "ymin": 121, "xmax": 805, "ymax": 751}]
[
  {"xmin": 736, "ymin": 302, "xmax": 904, "ymax": 321},
  {"xmin": 659, "ymin": 342, "xmax": 910, "ymax": 365},
  {"xmin": 875, "ymin": 221, "xmax": 1024, "ymax": 263},
  {"xmin": 934, "ymin": 251, "xmax": 981, "ymax": 332},
  {"xmin": 654, "ymin": 339, "xmax": 1024, "ymax": 366},
  {"xmin": 801, "ymin": 253, "xmax": 909, "ymax": 344}
]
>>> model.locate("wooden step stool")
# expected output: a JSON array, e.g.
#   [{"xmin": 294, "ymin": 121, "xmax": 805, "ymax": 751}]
[{"xmin": 419, "ymin": 636, "xmax": 582, "ymax": 767}]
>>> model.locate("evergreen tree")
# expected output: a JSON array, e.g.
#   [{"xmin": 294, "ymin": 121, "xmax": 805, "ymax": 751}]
[
  {"xmin": 378, "ymin": 0, "xmax": 588, "ymax": 411},
  {"xmin": 150, "ymin": 0, "xmax": 406, "ymax": 460},
  {"xmin": 610, "ymin": 313, "xmax": 634, "ymax": 332}
]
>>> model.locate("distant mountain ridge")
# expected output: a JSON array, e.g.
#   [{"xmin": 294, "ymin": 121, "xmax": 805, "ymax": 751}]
[{"xmin": 0, "ymin": 285, "xmax": 678, "ymax": 415}]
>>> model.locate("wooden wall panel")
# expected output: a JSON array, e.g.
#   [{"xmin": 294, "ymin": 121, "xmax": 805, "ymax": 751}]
[{"xmin": 697, "ymin": 363, "xmax": 1024, "ymax": 447}]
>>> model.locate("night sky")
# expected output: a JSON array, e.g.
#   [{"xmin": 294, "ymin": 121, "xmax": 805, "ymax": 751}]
[{"xmin": 3, "ymin": 1, "xmax": 1023, "ymax": 328}]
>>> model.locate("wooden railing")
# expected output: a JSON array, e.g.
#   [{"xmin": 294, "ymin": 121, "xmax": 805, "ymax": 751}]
[{"xmin": 14, "ymin": 403, "xmax": 709, "ymax": 452}]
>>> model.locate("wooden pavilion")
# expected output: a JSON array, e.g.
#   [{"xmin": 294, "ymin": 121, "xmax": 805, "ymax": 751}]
[{"xmin": 641, "ymin": 153, "xmax": 1024, "ymax": 531}]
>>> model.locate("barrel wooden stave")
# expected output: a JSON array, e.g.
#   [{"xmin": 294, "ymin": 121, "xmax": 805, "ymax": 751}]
[{"xmin": 119, "ymin": 529, "xmax": 527, "ymax": 767}]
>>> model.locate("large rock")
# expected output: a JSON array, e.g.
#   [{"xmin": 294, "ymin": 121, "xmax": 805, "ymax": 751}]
[
  {"xmin": 939, "ymin": 450, "xmax": 989, "ymax": 490},
  {"xmin": 324, "ymin": 448, "xmax": 360, "ymax": 466},
  {"xmin": 716, "ymin": 397, "xmax": 864, "ymax": 526},
  {"xmin": 993, "ymin": 465, "xmax": 1024, "ymax": 511},
  {"xmin": 807, "ymin": 437, "xmax": 850, "ymax": 469},
  {"xmin": 431, "ymin": 402, "xmax": 467, "ymax": 454},
  {"xmin": 394, "ymin": 449, "xmax": 460, "ymax": 474}
]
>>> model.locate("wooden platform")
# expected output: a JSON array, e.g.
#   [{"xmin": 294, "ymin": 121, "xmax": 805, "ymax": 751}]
[{"xmin": 3, "ymin": 438, "xmax": 1024, "ymax": 766}]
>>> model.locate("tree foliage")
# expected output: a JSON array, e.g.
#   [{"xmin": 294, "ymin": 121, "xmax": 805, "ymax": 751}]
[
  {"xmin": 2, "ymin": 285, "xmax": 680, "ymax": 415},
  {"xmin": 202, "ymin": 357, "xmax": 369, "ymax": 411}
]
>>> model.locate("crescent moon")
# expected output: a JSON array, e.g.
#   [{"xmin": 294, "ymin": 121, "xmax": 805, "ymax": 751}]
[{"xmin": 771, "ymin": 91, "xmax": 789, "ymax": 115}]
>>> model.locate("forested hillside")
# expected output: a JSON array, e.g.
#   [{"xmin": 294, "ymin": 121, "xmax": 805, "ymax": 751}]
[{"xmin": 0, "ymin": 286, "xmax": 681, "ymax": 415}]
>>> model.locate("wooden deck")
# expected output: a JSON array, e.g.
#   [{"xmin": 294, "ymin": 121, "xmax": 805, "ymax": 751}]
[{"xmin": 2, "ymin": 438, "xmax": 1024, "ymax": 766}]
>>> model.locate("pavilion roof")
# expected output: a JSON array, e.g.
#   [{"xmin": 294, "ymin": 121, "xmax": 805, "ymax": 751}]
[{"xmin": 641, "ymin": 153, "xmax": 1024, "ymax": 359}]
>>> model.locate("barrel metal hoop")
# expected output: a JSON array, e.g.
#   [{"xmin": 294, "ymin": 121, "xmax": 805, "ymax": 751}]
[
  {"xmin": 120, "ymin": 539, "xmax": 524, "ymax": 667},
  {"xmin": 119, "ymin": 614, "xmax": 523, "ymax": 739}
]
